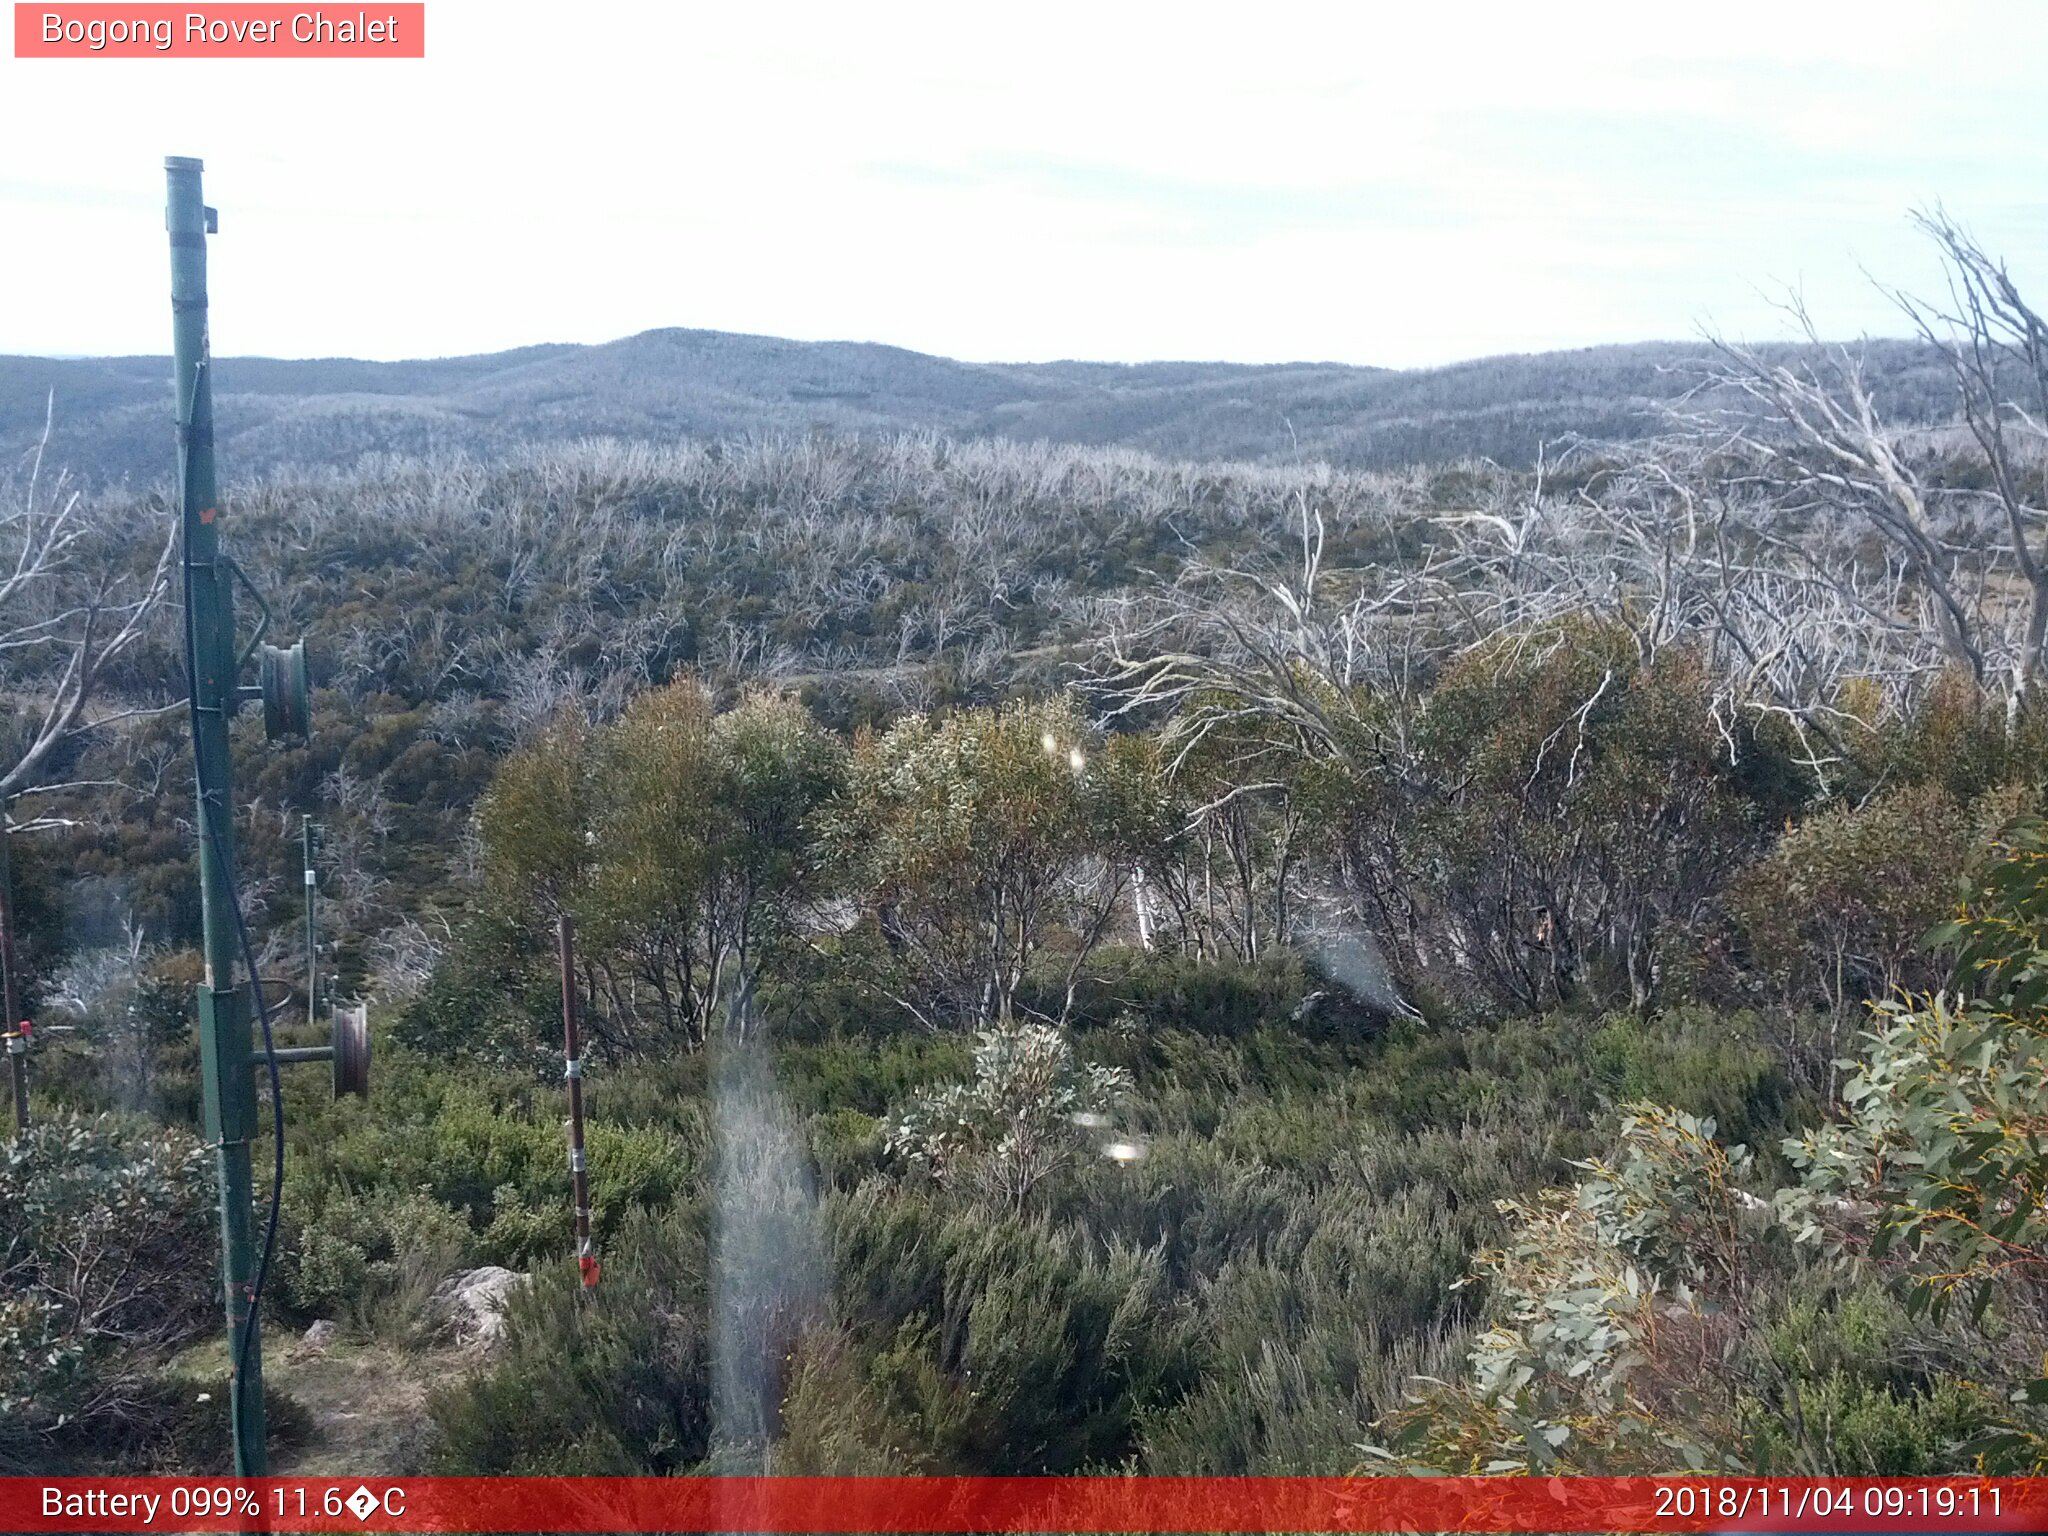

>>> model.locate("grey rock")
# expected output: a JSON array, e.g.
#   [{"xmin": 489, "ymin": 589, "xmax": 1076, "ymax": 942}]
[{"xmin": 433, "ymin": 1264, "xmax": 527, "ymax": 1346}]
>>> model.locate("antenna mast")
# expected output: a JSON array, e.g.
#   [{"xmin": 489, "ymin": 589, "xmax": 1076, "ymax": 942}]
[{"xmin": 166, "ymin": 154, "xmax": 271, "ymax": 1476}]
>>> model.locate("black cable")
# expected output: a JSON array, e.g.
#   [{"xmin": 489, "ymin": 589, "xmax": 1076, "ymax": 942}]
[
  {"xmin": 180, "ymin": 481, "xmax": 287, "ymax": 1426},
  {"xmin": 211, "ymin": 816, "xmax": 286, "ymax": 1406}
]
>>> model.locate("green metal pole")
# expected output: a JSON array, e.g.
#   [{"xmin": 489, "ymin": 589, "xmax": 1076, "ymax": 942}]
[{"xmin": 167, "ymin": 155, "xmax": 267, "ymax": 1477}]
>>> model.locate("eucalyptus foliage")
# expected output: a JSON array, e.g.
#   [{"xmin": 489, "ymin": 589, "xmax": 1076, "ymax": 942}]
[{"xmin": 885, "ymin": 1020, "xmax": 1132, "ymax": 1211}]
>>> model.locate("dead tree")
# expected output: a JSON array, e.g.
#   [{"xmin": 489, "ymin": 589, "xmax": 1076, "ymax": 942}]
[
  {"xmin": 1, "ymin": 399, "xmax": 176, "ymax": 824},
  {"xmin": 1691, "ymin": 214, "xmax": 2048, "ymax": 715},
  {"xmin": 1697, "ymin": 304, "xmax": 1988, "ymax": 690},
  {"xmin": 1890, "ymin": 208, "xmax": 2048, "ymax": 707}
]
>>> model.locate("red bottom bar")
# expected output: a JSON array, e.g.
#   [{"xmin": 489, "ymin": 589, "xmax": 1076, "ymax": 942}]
[{"xmin": 6, "ymin": 1476, "xmax": 2044, "ymax": 1534}]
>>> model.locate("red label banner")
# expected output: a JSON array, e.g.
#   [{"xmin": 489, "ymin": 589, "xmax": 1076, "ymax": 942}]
[
  {"xmin": 3, "ymin": 1476, "xmax": 2044, "ymax": 1534},
  {"xmin": 13, "ymin": 4, "xmax": 424, "ymax": 57}
]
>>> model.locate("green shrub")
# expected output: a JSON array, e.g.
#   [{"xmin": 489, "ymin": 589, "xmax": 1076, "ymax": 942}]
[
  {"xmin": 1378, "ymin": 1104, "xmax": 1773, "ymax": 1473},
  {"xmin": 283, "ymin": 1188, "xmax": 472, "ymax": 1342},
  {"xmin": 1341, "ymin": 622, "xmax": 1807, "ymax": 1013},
  {"xmin": 774, "ymin": 1033, "xmax": 969, "ymax": 1118},
  {"xmin": 429, "ymin": 1201, "xmax": 713, "ymax": 1474},
  {"xmin": 1141, "ymin": 1190, "xmax": 1474, "ymax": 1473},
  {"xmin": 885, "ymin": 1022, "xmax": 1131, "ymax": 1212},
  {"xmin": 1056, "ymin": 948, "xmax": 1316, "ymax": 1038},
  {"xmin": 1723, "ymin": 782, "xmax": 2025, "ymax": 1035},
  {"xmin": 0, "ymin": 1113, "xmax": 217, "ymax": 1471},
  {"xmin": 826, "ymin": 1182, "xmax": 1198, "ymax": 1472},
  {"xmin": 1585, "ymin": 1006, "xmax": 1800, "ymax": 1160},
  {"xmin": 280, "ymin": 1043, "xmax": 696, "ymax": 1273},
  {"xmin": 807, "ymin": 1108, "xmax": 885, "ymax": 1190},
  {"xmin": 1741, "ymin": 1280, "xmax": 1990, "ymax": 1474}
]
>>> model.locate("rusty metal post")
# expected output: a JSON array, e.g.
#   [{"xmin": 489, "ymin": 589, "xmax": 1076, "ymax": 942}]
[
  {"xmin": 302, "ymin": 816, "xmax": 319, "ymax": 1023},
  {"xmin": 556, "ymin": 913, "xmax": 598, "ymax": 1289}
]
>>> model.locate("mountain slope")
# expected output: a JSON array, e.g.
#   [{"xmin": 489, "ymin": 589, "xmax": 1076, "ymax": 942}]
[{"xmin": 0, "ymin": 328, "xmax": 1954, "ymax": 487}]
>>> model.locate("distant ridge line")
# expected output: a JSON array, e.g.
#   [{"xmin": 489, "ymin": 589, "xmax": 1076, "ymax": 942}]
[{"xmin": 0, "ymin": 327, "xmax": 1952, "ymax": 487}]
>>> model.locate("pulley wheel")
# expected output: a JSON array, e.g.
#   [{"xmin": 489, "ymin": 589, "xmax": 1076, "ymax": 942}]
[
  {"xmin": 332, "ymin": 1002, "xmax": 370, "ymax": 1099},
  {"xmin": 260, "ymin": 639, "xmax": 312, "ymax": 742}
]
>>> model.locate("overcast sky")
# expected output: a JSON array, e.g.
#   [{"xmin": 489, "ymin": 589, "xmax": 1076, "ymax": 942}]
[{"xmin": 2, "ymin": 1, "xmax": 2043, "ymax": 369}]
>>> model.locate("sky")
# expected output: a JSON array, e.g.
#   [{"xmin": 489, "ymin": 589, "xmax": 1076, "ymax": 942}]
[{"xmin": 2, "ymin": 1, "xmax": 2045, "ymax": 369}]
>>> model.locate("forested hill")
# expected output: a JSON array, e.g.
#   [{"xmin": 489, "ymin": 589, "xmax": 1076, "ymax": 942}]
[{"xmin": 0, "ymin": 328, "xmax": 1954, "ymax": 486}]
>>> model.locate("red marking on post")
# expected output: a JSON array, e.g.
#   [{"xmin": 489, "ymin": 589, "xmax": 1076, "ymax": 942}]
[{"xmin": 199, "ymin": 507, "xmax": 217, "ymax": 523}]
